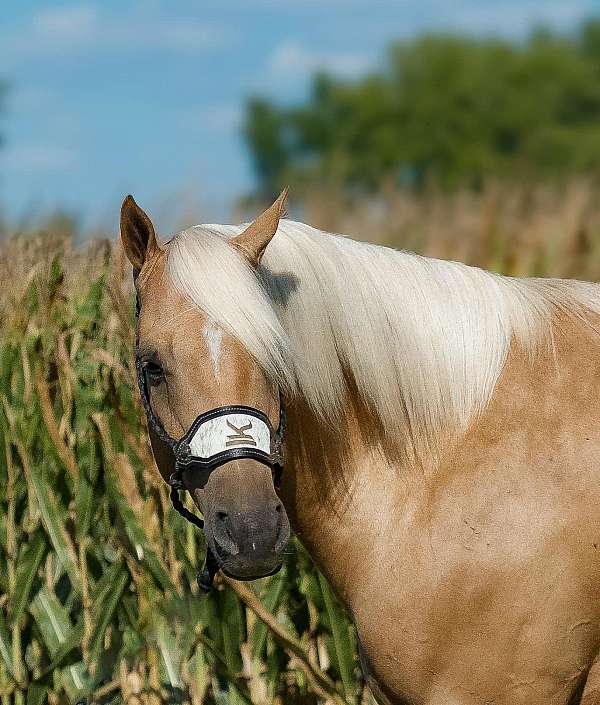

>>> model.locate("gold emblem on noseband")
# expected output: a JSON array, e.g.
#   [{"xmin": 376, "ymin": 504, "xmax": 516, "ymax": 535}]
[{"xmin": 226, "ymin": 420, "xmax": 257, "ymax": 447}]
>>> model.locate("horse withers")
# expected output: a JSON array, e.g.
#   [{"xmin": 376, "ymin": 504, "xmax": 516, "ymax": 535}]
[{"xmin": 121, "ymin": 191, "xmax": 600, "ymax": 705}]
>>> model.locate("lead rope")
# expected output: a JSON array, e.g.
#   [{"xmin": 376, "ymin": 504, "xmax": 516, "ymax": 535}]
[{"xmin": 169, "ymin": 486, "xmax": 219, "ymax": 592}]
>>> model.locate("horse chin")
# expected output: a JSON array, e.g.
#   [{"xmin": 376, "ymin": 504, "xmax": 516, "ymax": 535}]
[
  {"xmin": 218, "ymin": 553, "xmax": 284, "ymax": 581},
  {"xmin": 221, "ymin": 565, "xmax": 283, "ymax": 581}
]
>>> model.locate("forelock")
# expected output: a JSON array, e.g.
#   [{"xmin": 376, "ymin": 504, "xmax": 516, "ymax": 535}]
[{"xmin": 166, "ymin": 226, "xmax": 293, "ymax": 389}]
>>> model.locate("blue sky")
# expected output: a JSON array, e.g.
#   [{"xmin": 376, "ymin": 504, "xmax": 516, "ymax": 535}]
[{"xmin": 1, "ymin": 0, "xmax": 599, "ymax": 233}]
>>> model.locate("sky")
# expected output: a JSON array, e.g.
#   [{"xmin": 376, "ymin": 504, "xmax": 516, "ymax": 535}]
[{"xmin": 1, "ymin": 0, "xmax": 600, "ymax": 234}]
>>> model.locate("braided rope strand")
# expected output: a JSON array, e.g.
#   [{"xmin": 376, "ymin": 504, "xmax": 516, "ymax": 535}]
[{"xmin": 169, "ymin": 485, "xmax": 204, "ymax": 529}]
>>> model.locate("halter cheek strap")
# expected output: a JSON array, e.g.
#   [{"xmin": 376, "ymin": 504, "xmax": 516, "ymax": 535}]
[{"xmin": 134, "ymin": 290, "xmax": 285, "ymax": 592}]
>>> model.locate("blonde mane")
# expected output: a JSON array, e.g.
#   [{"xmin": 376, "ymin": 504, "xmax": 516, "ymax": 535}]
[{"xmin": 166, "ymin": 219, "xmax": 600, "ymax": 463}]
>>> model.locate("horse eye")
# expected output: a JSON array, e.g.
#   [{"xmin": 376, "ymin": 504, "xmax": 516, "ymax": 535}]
[{"xmin": 143, "ymin": 358, "xmax": 164, "ymax": 386}]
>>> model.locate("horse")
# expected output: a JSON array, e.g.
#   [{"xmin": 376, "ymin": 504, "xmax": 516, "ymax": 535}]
[{"xmin": 120, "ymin": 190, "xmax": 600, "ymax": 705}]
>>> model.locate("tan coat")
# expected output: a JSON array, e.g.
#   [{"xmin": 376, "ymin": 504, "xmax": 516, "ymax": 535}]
[{"xmin": 282, "ymin": 318, "xmax": 600, "ymax": 704}]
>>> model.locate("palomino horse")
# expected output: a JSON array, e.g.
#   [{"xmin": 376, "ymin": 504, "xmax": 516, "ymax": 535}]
[{"xmin": 121, "ymin": 191, "xmax": 600, "ymax": 705}]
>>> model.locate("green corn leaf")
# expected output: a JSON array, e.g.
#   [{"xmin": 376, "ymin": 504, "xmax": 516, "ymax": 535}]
[
  {"xmin": 197, "ymin": 633, "xmax": 253, "ymax": 705},
  {"xmin": 87, "ymin": 561, "xmax": 129, "ymax": 665},
  {"xmin": 318, "ymin": 573, "xmax": 356, "ymax": 704},
  {"xmin": 40, "ymin": 621, "xmax": 84, "ymax": 676},
  {"xmin": 29, "ymin": 589, "xmax": 91, "ymax": 701},
  {"xmin": 218, "ymin": 587, "xmax": 244, "ymax": 678},
  {"xmin": 250, "ymin": 570, "xmax": 288, "ymax": 660},
  {"xmin": 104, "ymin": 474, "xmax": 175, "ymax": 593},
  {"xmin": 29, "ymin": 586, "xmax": 73, "ymax": 658},
  {"xmin": 37, "ymin": 562, "xmax": 127, "ymax": 679},
  {"xmin": 75, "ymin": 274, "xmax": 106, "ymax": 333},
  {"xmin": 265, "ymin": 642, "xmax": 283, "ymax": 703},
  {"xmin": 10, "ymin": 532, "xmax": 46, "ymax": 623},
  {"xmin": 74, "ymin": 476, "xmax": 94, "ymax": 540},
  {"xmin": 196, "ymin": 588, "xmax": 223, "ymax": 657},
  {"xmin": 189, "ymin": 642, "xmax": 210, "ymax": 704},
  {"xmin": 26, "ymin": 683, "xmax": 48, "ymax": 705},
  {"xmin": 59, "ymin": 661, "xmax": 91, "ymax": 702},
  {"xmin": 155, "ymin": 617, "xmax": 183, "ymax": 688},
  {"xmin": 26, "ymin": 462, "xmax": 81, "ymax": 593},
  {"xmin": 0, "ymin": 609, "xmax": 15, "ymax": 679}
]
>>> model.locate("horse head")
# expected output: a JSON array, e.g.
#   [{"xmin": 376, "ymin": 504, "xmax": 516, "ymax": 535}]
[{"xmin": 120, "ymin": 192, "xmax": 291, "ymax": 581}]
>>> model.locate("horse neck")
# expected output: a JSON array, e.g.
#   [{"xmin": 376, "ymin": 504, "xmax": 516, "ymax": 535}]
[{"xmin": 278, "ymin": 389, "xmax": 422, "ymax": 605}]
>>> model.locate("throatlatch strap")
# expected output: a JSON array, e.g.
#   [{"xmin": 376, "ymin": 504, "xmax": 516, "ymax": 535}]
[
  {"xmin": 169, "ymin": 486, "xmax": 204, "ymax": 530},
  {"xmin": 169, "ymin": 486, "xmax": 218, "ymax": 592}
]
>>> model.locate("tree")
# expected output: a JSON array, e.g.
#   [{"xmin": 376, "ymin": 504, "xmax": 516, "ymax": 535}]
[
  {"xmin": 243, "ymin": 20, "xmax": 600, "ymax": 195},
  {"xmin": 243, "ymin": 98, "xmax": 292, "ymax": 200}
]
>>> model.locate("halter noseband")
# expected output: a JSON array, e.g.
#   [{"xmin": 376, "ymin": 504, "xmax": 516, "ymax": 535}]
[{"xmin": 134, "ymin": 289, "xmax": 285, "ymax": 591}]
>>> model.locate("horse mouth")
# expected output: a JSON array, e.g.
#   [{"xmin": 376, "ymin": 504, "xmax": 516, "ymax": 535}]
[
  {"xmin": 220, "ymin": 562, "xmax": 283, "ymax": 581},
  {"xmin": 213, "ymin": 543, "xmax": 284, "ymax": 581}
]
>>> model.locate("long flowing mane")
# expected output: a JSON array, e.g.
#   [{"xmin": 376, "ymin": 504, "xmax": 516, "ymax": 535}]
[{"xmin": 166, "ymin": 219, "xmax": 600, "ymax": 463}]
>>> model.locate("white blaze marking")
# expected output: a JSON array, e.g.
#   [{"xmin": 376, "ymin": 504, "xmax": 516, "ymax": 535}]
[{"xmin": 204, "ymin": 320, "xmax": 223, "ymax": 378}]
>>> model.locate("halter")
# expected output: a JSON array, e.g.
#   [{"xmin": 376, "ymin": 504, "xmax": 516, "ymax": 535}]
[{"xmin": 134, "ymin": 288, "xmax": 285, "ymax": 591}]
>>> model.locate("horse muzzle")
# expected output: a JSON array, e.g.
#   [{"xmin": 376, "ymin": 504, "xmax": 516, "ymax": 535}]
[{"xmin": 206, "ymin": 501, "xmax": 290, "ymax": 580}]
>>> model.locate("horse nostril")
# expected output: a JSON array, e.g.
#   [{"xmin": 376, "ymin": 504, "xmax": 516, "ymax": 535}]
[
  {"xmin": 217, "ymin": 511, "xmax": 235, "ymax": 542},
  {"xmin": 274, "ymin": 503, "xmax": 290, "ymax": 552},
  {"xmin": 213, "ymin": 510, "xmax": 238, "ymax": 555}
]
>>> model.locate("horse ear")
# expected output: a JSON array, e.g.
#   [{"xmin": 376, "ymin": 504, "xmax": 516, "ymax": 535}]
[
  {"xmin": 231, "ymin": 188, "xmax": 288, "ymax": 267},
  {"xmin": 120, "ymin": 195, "xmax": 160, "ymax": 274}
]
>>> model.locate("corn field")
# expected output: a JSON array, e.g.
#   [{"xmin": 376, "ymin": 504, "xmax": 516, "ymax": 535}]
[{"xmin": 2, "ymin": 182, "xmax": 600, "ymax": 705}]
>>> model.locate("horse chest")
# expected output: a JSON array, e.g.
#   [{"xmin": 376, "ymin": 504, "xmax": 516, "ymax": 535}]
[
  {"xmin": 350, "ymin": 547, "xmax": 600, "ymax": 705},
  {"xmin": 299, "ymin": 460, "xmax": 600, "ymax": 705},
  {"xmin": 284, "ymin": 346, "xmax": 600, "ymax": 705},
  {"xmin": 344, "ymin": 491, "xmax": 600, "ymax": 705}
]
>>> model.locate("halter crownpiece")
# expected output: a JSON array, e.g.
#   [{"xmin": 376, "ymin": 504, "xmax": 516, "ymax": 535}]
[{"xmin": 134, "ymin": 290, "xmax": 285, "ymax": 592}]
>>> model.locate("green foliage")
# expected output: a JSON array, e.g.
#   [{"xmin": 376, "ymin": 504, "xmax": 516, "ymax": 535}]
[
  {"xmin": 243, "ymin": 19, "xmax": 600, "ymax": 196},
  {"xmin": 0, "ymin": 235, "xmax": 365, "ymax": 704}
]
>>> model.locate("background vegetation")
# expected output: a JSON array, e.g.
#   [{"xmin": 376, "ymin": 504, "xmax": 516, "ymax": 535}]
[
  {"xmin": 0, "ymin": 230, "xmax": 365, "ymax": 705},
  {"xmin": 3, "ymin": 18, "xmax": 600, "ymax": 705},
  {"xmin": 244, "ymin": 21, "xmax": 600, "ymax": 197}
]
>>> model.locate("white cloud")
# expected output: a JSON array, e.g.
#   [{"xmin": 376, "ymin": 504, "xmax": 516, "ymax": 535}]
[
  {"xmin": 198, "ymin": 104, "xmax": 242, "ymax": 131},
  {"xmin": 443, "ymin": 0, "xmax": 590, "ymax": 37},
  {"xmin": 148, "ymin": 21, "xmax": 228, "ymax": 51},
  {"xmin": 0, "ymin": 3, "xmax": 233, "ymax": 63},
  {"xmin": 174, "ymin": 103, "xmax": 242, "ymax": 135},
  {"xmin": 33, "ymin": 4, "xmax": 98, "ymax": 40},
  {"xmin": 0, "ymin": 145, "xmax": 78, "ymax": 173},
  {"xmin": 267, "ymin": 42, "xmax": 373, "ymax": 80}
]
